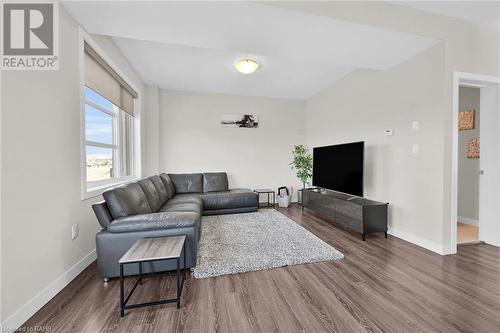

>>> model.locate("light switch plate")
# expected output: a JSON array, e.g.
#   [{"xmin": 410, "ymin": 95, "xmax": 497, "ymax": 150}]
[
  {"xmin": 412, "ymin": 144, "xmax": 419, "ymax": 154},
  {"xmin": 411, "ymin": 121, "xmax": 419, "ymax": 131},
  {"xmin": 385, "ymin": 129, "xmax": 394, "ymax": 136}
]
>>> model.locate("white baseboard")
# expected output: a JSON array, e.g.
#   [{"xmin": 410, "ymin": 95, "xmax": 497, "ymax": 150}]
[
  {"xmin": 457, "ymin": 216, "xmax": 478, "ymax": 226},
  {"xmin": 1, "ymin": 250, "xmax": 96, "ymax": 331},
  {"xmin": 388, "ymin": 228, "xmax": 447, "ymax": 255}
]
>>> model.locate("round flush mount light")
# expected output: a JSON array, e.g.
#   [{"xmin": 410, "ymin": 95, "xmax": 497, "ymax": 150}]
[{"xmin": 234, "ymin": 58, "xmax": 260, "ymax": 74}]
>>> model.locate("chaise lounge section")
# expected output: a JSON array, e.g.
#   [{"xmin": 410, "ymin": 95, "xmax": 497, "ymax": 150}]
[{"xmin": 93, "ymin": 172, "xmax": 258, "ymax": 279}]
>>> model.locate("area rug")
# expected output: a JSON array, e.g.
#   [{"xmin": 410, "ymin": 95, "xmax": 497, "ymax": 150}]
[{"xmin": 193, "ymin": 209, "xmax": 344, "ymax": 278}]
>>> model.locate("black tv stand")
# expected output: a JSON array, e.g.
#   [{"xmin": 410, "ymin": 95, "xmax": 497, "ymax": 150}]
[{"xmin": 302, "ymin": 188, "xmax": 388, "ymax": 240}]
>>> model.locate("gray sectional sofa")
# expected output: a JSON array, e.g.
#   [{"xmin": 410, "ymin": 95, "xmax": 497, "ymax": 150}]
[{"xmin": 92, "ymin": 172, "xmax": 258, "ymax": 279}]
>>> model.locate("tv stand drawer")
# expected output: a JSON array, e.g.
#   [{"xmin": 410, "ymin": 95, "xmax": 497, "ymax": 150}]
[
  {"xmin": 335, "ymin": 213, "xmax": 363, "ymax": 233},
  {"xmin": 303, "ymin": 188, "xmax": 387, "ymax": 240}
]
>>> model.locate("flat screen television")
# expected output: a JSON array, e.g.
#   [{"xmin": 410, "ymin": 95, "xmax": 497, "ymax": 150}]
[{"xmin": 312, "ymin": 141, "xmax": 364, "ymax": 197}]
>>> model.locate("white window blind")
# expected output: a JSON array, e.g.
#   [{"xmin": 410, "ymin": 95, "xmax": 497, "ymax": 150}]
[{"xmin": 84, "ymin": 42, "xmax": 137, "ymax": 116}]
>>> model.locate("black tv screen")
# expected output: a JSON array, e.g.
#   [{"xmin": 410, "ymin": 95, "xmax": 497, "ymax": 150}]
[{"xmin": 313, "ymin": 142, "xmax": 364, "ymax": 197}]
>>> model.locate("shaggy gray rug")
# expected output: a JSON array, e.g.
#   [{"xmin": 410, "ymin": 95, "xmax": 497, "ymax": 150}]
[{"xmin": 193, "ymin": 209, "xmax": 344, "ymax": 278}]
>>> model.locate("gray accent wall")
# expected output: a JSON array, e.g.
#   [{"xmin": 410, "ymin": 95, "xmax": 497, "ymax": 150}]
[{"xmin": 457, "ymin": 87, "xmax": 480, "ymax": 222}]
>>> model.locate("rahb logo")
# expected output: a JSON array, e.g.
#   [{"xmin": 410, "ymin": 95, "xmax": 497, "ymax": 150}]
[{"xmin": 1, "ymin": 1, "xmax": 59, "ymax": 70}]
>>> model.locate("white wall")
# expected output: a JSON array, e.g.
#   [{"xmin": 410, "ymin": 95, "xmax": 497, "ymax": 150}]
[
  {"xmin": 145, "ymin": 85, "xmax": 160, "ymax": 175},
  {"xmin": 457, "ymin": 87, "xmax": 480, "ymax": 223},
  {"xmin": 306, "ymin": 44, "xmax": 446, "ymax": 251},
  {"xmin": 158, "ymin": 90, "xmax": 305, "ymax": 200},
  {"xmin": 0, "ymin": 7, "xmax": 146, "ymax": 327},
  {"xmin": 476, "ymin": 82, "xmax": 500, "ymax": 246}
]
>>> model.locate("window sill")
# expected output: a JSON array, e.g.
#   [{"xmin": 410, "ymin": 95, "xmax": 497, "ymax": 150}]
[{"xmin": 82, "ymin": 177, "xmax": 139, "ymax": 201}]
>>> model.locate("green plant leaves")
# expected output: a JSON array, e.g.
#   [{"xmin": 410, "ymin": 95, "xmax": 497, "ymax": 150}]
[{"xmin": 290, "ymin": 145, "xmax": 313, "ymax": 184}]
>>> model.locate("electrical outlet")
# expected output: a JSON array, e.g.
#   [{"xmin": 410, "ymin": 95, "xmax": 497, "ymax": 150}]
[
  {"xmin": 71, "ymin": 224, "xmax": 79, "ymax": 240},
  {"xmin": 411, "ymin": 121, "xmax": 419, "ymax": 131},
  {"xmin": 385, "ymin": 128, "xmax": 394, "ymax": 136},
  {"xmin": 412, "ymin": 144, "xmax": 419, "ymax": 154}
]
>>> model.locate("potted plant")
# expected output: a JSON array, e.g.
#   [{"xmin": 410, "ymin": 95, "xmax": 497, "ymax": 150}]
[{"xmin": 290, "ymin": 145, "xmax": 313, "ymax": 206}]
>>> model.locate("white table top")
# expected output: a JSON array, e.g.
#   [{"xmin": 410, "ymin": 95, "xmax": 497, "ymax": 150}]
[{"xmin": 119, "ymin": 236, "xmax": 186, "ymax": 264}]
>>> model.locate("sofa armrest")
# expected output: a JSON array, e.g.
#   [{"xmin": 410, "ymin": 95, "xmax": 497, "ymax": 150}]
[
  {"xmin": 92, "ymin": 201, "xmax": 114, "ymax": 229},
  {"xmin": 107, "ymin": 211, "xmax": 200, "ymax": 234}
]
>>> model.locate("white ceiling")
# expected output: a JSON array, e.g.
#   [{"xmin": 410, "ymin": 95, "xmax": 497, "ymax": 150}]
[
  {"xmin": 394, "ymin": 1, "xmax": 500, "ymax": 27},
  {"xmin": 63, "ymin": 1, "xmax": 440, "ymax": 100}
]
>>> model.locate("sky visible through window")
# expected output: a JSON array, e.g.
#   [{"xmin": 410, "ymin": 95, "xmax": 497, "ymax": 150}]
[
  {"xmin": 85, "ymin": 87, "xmax": 113, "ymax": 159},
  {"xmin": 85, "ymin": 105, "xmax": 112, "ymax": 144}
]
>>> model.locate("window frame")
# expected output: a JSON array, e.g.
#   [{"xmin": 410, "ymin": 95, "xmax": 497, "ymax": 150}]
[{"xmin": 79, "ymin": 29, "xmax": 141, "ymax": 200}]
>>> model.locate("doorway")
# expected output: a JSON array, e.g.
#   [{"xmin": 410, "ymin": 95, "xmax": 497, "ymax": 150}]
[
  {"xmin": 457, "ymin": 86, "xmax": 480, "ymax": 245},
  {"xmin": 451, "ymin": 72, "xmax": 500, "ymax": 254}
]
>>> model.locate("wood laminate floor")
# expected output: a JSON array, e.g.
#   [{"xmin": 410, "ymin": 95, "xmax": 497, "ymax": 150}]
[
  {"xmin": 21, "ymin": 204, "xmax": 500, "ymax": 332},
  {"xmin": 457, "ymin": 222, "xmax": 479, "ymax": 245}
]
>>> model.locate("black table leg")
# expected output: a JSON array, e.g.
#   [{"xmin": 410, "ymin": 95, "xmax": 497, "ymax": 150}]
[
  {"xmin": 176, "ymin": 258, "xmax": 180, "ymax": 309},
  {"xmin": 273, "ymin": 192, "xmax": 275, "ymax": 208},
  {"xmin": 183, "ymin": 242, "xmax": 186, "ymax": 282},
  {"xmin": 120, "ymin": 264, "xmax": 125, "ymax": 317},
  {"xmin": 139, "ymin": 262, "xmax": 143, "ymax": 285}
]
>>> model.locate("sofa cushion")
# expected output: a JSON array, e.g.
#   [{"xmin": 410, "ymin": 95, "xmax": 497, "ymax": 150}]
[
  {"xmin": 201, "ymin": 188, "xmax": 258, "ymax": 210},
  {"xmin": 203, "ymin": 172, "xmax": 229, "ymax": 193},
  {"xmin": 137, "ymin": 178, "xmax": 162, "ymax": 212},
  {"xmin": 168, "ymin": 194, "xmax": 203, "ymax": 206},
  {"xmin": 148, "ymin": 175, "xmax": 169, "ymax": 204},
  {"xmin": 102, "ymin": 183, "xmax": 152, "ymax": 219},
  {"xmin": 159, "ymin": 173, "xmax": 176, "ymax": 199},
  {"xmin": 159, "ymin": 202, "xmax": 203, "ymax": 214},
  {"xmin": 107, "ymin": 212, "xmax": 200, "ymax": 233},
  {"xmin": 169, "ymin": 173, "xmax": 203, "ymax": 193}
]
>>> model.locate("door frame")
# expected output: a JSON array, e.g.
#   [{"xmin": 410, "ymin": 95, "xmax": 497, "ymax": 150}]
[{"xmin": 451, "ymin": 71, "xmax": 500, "ymax": 254}]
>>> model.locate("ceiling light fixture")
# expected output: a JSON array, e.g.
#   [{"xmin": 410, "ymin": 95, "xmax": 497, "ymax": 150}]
[{"xmin": 234, "ymin": 58, "xmax": 260, "ymax": 74}]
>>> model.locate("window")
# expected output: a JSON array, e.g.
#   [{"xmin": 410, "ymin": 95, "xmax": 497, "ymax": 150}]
[{"xmin": 83, "ymin": 42, "xmax": 138, "ymax": 196}]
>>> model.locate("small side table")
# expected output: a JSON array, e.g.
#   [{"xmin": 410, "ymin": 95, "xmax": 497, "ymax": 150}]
[
  {"xmin": 254, "ymin": 189, "xmax": 275, "ymax": 208},
  {"xmin": 119, "ymin": 235, "xmax": 186, "ymax": 317}
]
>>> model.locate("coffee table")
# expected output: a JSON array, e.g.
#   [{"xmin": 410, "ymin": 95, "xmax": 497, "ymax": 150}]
[
  {"xmin": 254, "ymin": 189, "xmax": 275, "ymax": 208},
  {"xmin": 119, "ymin": 235, "xmax": 186, "ymax": 317}
]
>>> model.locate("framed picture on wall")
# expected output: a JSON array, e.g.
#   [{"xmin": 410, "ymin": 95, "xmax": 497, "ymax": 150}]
[
  {"xmin": 458, "ymin": 109, "xmax": 475, "ymax": 130},
  {"xmin": 221, "ymin": 114, "xmax": 259, "ymax": 128},
  {"xmin": 467, "ymin": 138, "xmax": 480, "ymax": 159}
]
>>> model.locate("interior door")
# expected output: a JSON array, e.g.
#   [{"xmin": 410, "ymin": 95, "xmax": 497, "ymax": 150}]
[{"xmin": 479, "ymin": 83, "xmax": 500, "ymax": 246}]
